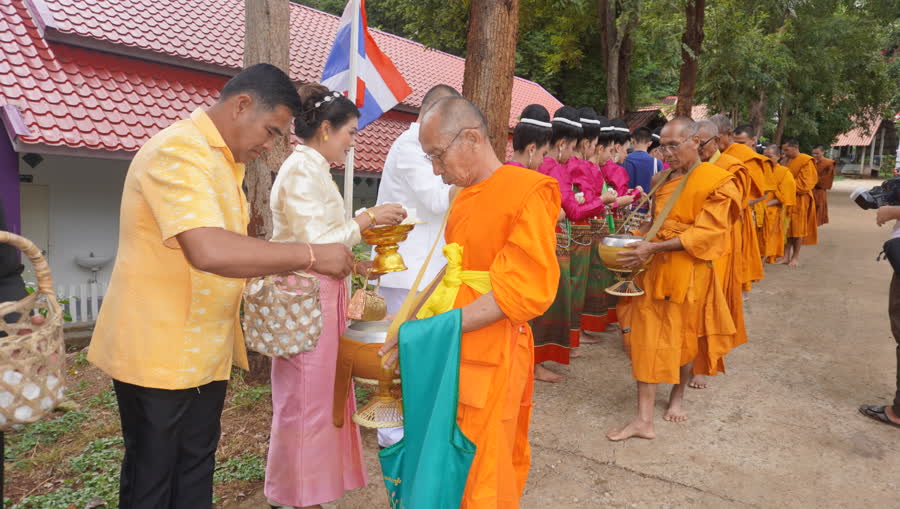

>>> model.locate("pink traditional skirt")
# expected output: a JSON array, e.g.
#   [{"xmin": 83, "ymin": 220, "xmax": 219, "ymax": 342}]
[{"xmin": 264, "ymin": 274, "xmax": 368, "ymax": 507}]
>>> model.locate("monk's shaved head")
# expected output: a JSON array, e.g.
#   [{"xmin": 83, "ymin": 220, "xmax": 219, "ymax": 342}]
[
  {"xmin": 659, "ymin": 116, "xmax": 702, "ymax": 171},
  {"xmin": 419, "ymin": 85, "xmax": 461, "ymax": 119},
  {"xmin": 665, "ymin": 116, "xmax": 698, "ymax": 138},
  {"xmin": 695, "ymin": 120, "xmax": 719, "ymax": 162},
  {"xmin": 422, "ymin": 96, "xmax": 488, "ymax": 139},
  {"xmin": 710, "ymin": 114, "xmax": 733, "ymax": 134}
]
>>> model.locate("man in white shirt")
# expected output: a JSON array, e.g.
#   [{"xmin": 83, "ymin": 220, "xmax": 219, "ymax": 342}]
[{"xmin": 374, "ymin": 84, "xmax": 460, "ymax": 447}]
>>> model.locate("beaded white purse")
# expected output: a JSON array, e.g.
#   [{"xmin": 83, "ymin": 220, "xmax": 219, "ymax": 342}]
[{"xmin": 242, "ymin": 272, "xmax": 323, "ymax": 357}]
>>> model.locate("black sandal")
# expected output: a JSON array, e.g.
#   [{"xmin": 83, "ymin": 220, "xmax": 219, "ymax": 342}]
[{"xmin": 858, "ymin": 405, "xmax": 900, "ymax": 429}]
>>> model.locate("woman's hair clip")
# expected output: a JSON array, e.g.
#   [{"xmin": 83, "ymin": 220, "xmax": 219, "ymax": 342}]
[{"xmin": 313, "ymin": 91, "xmax": 343, "ymax": 110}]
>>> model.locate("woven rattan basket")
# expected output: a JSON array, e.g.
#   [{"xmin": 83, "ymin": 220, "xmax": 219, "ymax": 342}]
[{"xmin": 0, "ymin": 231, "xmax": 65, "ymax": 431}]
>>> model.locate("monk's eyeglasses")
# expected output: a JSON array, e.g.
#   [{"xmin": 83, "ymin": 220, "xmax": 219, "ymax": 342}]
[
  {"xmin": 425, "ymin": 127, "xmax": 479, "ymax": 163},
  {"xmin": 699, "ymin": 136, "xmax": 716, "ymax": 149},
  {"xmin": 658, "ymin": 137, "xmax": 690, "ymax": 154}
]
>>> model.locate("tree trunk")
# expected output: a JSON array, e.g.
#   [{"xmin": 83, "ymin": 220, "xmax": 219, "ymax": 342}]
[
  {"xmin": 244, "ymin": 0, "xmax": 291, "ymax": 241},
  {"xmin": 675, "ymin": 0, "xmax": 704, "ymax": 118},
  {"xmin": 617, "ymin": 31, "xmax": 635, "ymax": 115},
  {"xmin": 462, "ymin": 0, "xmax": 521, "ymax": 159},
  {"xmin": 599, "ymin": 0, "xmax": 638, "ymax": 118},
  {"xmin": 773, "ymin": 103, "xmax": 790, "ymax": 146},
  {"xmin": 243, "ymin": 0, "xmax": 291, "ymax": 383},
  {"xmin": 749, "ymin": 89, "xmax": 767, "ymax": 138}
]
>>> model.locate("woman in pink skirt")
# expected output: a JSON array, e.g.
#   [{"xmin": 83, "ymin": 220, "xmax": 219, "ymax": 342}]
[{"xmin": 266, "ymin": 83, "xmax": 407, "ymax": 508}]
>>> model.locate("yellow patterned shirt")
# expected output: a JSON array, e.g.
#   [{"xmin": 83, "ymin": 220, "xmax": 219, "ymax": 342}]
[{"xmin": 88, "ymin": 109, "xmax": 250, "ymax": 390}]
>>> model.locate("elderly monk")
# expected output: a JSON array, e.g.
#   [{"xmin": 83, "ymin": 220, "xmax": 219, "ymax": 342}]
[
  {"xmin": 761, "ymin": 144, "xmax": 797, "ymax": 263},
  {"xmin": 688, "ymin": 120, "xmax": 748, "ymax": 390},
  {"xmin": 812, "ymin": 144, "xmax": 836, "ymax": 226},
  {"xmin": 608, "ymin": 118, "xmax": 740, "ymax": 441},
  {"xmin": 709, "ymin": 117, "xmax": 766, "ymax": 291},
  {"xmin": 380, "ymin": 97, "xmax": 561, "ymax": 507},
  {"xmin": 780, "ymin": 138, "xmax": 819, "ymax": 267}
]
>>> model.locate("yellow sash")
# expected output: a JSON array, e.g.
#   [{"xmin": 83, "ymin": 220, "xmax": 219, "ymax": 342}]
[{"xmin": 416, "ymin": 243, "xmax": 491, "ymax": 319}]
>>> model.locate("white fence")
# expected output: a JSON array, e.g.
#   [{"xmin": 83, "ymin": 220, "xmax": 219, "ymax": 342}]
[{"xmin": 57, "ymin": 283, "xmax": 108, "ymax": 324}]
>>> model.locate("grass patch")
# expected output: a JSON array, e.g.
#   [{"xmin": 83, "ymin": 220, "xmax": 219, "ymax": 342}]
[
  {"xmin": 213, "ymin": 453, "xmax": 266, "ymax": 483},
  {"xmin": 230, "ymin": 384, "xmax": 272, "ymax": 411},
  {"xmin": 6, "ymin": 409, "xmax": 90, "ymax": 465}
]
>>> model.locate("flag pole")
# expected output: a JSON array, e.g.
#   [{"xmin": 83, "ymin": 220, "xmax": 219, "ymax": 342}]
[{"xmin": 343, "ymin": 0, "xmax": 360, "ymax": 220}]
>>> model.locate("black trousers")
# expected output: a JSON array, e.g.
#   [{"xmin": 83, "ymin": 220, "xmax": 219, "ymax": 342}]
[
  {"xmin": 113, "ymin": 379, "xmax": 227, "ymax": 509},
  {"xmin": 890, "ymin": 275, "xmax": 900, "ymax": 415}
]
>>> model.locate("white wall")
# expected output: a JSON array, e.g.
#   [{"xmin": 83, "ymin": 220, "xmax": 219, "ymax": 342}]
[{"xmin": 19, "ymin": 154, "xmax": 127, "ymax": 290}]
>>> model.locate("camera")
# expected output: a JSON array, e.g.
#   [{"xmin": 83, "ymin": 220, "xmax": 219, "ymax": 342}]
[{"xmin": 851, "ymin": 177, "xmax": 900, "ymax": 209}]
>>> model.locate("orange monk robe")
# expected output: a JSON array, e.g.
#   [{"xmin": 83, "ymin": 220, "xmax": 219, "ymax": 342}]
[
  {"xmin": 762, "ymin": 164, "xmax": 796, "ymax": 263},
  {"xmin": 723, "ymin": 143, "xmax": 767, "ymax": 287},
  {"xmin": 709, "ymin": 151, "xmax": 749, "ymax": 346},
  {"xmin": 814, "ymin": 157, "xmax": 835, "ymax": 226},
  {"xmin": 619, "ymin": 162, "xmax": 741, "ymax": 383},
  {"xmin": 447, "ymin": 165, "xmax": 560, "ymax": 508},
  {"xmin": 786, "ymin": 153, "xmax": 819, "ymax": 245}
]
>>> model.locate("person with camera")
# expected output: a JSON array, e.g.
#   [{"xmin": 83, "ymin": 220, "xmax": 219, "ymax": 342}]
[{"xmin": 859, "ymin": 205, "xmax": 900, "ymax": 429}]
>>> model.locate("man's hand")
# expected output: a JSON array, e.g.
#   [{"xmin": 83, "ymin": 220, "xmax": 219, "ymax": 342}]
[
  {"xmin": 876, "ymin": 206, "xmax": 900, "ymax": 227},
  {"xmin": 617, "ymin": 241, "xmax": 656, "ymax": 269},
  {"xmin": 311, "ymin": 244, "xmax": 354, "ymax": 279},
  {"xmin": 352, "ymin": 259, "xmax": 378, "ymax": 280}
]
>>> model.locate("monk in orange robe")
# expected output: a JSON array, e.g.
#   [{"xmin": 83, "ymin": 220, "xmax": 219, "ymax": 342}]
[
  {"xmin": 761, "ymin": 144, "xmax": 797, "ymax": 263},
  {"xmin": 812, "ymin": 144, "xmax": 835, "ymax": 226},
  {"xmin": 711, "ymin": 120, "xmax": 767, "ymax": 291},
  {"xmin": 608, "ymin": 118, "xmax": 740, "ymax": 441},
  {"xmin": 381, "ymin": 97, "xmax": 561, "ymax": 507},
  {"xmin": 685, "ymin": 120, "xmax": 748, "ymax": 390},
  {"xmin": 781, "ymin": 138, "xmax": 818, "ymax": 267}
]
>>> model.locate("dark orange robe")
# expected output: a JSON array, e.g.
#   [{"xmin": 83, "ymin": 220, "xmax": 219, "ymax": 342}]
[
  {"xmin": 814, "ymin": 157, "xmax": 835, "ymax": 226},
  {"xmin": 619, "ymin": 162, "xmax": 741, "ymax": 383},
  {"xmin": 761, "ymin": 163, "xmax": 796, "ymax": 263},
  {"xmin": 786, "ymin": 153, "xmax": 819, "ymax": 245},
  {"xmin": 447, "ymin": 165, "xmax": 560, "ymax": 508},
  {"xmin": 710, "ymin": 151, "xmax": 748, "ymax": 347},
  {"xmin": 723, "ymin": 143, "xmax": 767, "ymax": 287}
]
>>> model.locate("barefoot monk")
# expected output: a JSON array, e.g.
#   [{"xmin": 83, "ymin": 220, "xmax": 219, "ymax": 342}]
[{"xmin": 609, "ymin": 118, "xmax": 740, "ymax": 441}]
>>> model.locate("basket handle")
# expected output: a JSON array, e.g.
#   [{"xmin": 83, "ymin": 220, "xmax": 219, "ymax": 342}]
[{"xmin": 0, "ymin": 231, "xmax": 56, "ymax": 297}]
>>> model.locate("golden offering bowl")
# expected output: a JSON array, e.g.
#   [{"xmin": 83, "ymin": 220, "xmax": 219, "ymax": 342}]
[
  {"xmin": 598, "ymin": 234, "xmax": 652, "ymax": 297},
  {"xmin": 361, "ymin": 223, "xmax": 418, "ymax": 275}
]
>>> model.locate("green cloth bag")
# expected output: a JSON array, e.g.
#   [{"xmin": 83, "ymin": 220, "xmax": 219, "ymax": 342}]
[{"xmin": 378, "ymin": 308, "xmax": 476, "ymax": 509}]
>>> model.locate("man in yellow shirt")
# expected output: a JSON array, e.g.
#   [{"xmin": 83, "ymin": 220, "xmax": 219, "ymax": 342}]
[{"xmin": 88, "ymin": 64, "xmax": 353, "ymax": 509}]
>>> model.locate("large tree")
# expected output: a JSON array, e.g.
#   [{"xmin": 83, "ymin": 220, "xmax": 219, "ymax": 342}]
[
  {"xmin": 463, "ymin": 0, "xmax": 521, "ymax": 157},
  {"xmin": 674, "ymin": 0, "xmax": 704, "ymax": 117},
  {"xmin": 599, "ymin": 0, "xmax": 640, "ymax": 117}
]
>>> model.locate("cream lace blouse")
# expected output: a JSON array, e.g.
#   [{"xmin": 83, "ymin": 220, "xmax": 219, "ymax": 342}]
[{"xmin": 270, "ymin": 145, "xmax": 361, "ymax": 247}]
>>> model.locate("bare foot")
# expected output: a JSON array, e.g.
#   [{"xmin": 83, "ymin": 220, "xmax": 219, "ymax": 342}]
[
  {"xmin": 535, "ymin": 363, "xmax": 564, "ymax": 383},
  {"xmin": 606, "ymin": 418, "xmax": 656, "ymax": 441},
  {"xmin": 580, "ymin": 332, "xmax": 602, "ymax": 344},
  {"xmin": 688, "ymin": 374, "xmax": 709, "ymax": 389},
  {"xmin": 664, "ymin": 387, "xmax": 689, "ymax": 422},
  {"xmin": 886, "ymin": 406, "xmax": 900, "ymax": 425},
  {"xmin": 774, "ymin": 256, "xmax": 789, "ymax": 265},
  {"xmin": 788, "ymin": 257, "xmax": 800, "ymax": 268},
  {"xmin": 570, "ymin": 348, "xmax": 582, "ymax": 359}
]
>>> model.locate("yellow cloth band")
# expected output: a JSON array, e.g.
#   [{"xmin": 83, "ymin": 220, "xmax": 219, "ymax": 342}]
[{"xmin": 416, "ymin": 243, "xmax": 492, "ymax": 319}]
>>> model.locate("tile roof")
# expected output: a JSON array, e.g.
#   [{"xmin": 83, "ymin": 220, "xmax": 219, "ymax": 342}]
[
  {"xmin": 834, "ymin": 118, "xmax": 882, "ymax": 147},
  {"xmin": 0, "ymin": 0, "xmax": 415, "ymax": 171},
  {"xmin": 37, "ymin": 0, "xmax": 562, "ymax": 128}
]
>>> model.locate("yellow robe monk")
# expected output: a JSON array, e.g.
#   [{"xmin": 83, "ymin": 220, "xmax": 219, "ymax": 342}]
[
  {"xmin": 761, "ymin": 164, "xmax": 796, "ymax": 263},
  {"xmin": 710, "ymin": 151, "xmax": 749, "ymax": 346},
  {"xmin": 620, "ymin": 162, "xmax": 741, "ymax": 383},
  {"xmin": 814, "ymin": 157, "xmax": 835, "ymax": 226},
  {"xmin": 786, "ymin": 153, "xmax": 819, "ymax": 245},
  {"xmin": 420, "ymin": 164, "xmax": 560, "ymax": 508},
  {"xmin": 723, "ymin": 143, "xmax": 767, "ymax": 287}
]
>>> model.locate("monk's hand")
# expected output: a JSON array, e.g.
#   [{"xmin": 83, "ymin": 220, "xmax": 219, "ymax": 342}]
[
  {"xmin": 876, "ymin": 205, "xmax": 900, "ymax": 227},
  {"xmin": 378, "ymin": 333, "xmax": 400, "ymax": 373},
  {"xmin": 617, "ymin": 241, "xmax": 655, "ymax": 269}
]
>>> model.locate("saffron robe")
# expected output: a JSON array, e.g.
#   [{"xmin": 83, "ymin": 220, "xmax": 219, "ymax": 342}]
[
  {"xmin": 443, "ymin": 165, "xmax": 560, "ymax": 508},
  {"xmin": 723, "ymin": 143, "xmax": 767, "ymax": 285},
  {"xmin": 814, "ymin": 157, "xmax": 835, "ymax": 226},
  {"xmin": 786, "ymin": 153, "xmax": 819, "ymax": 244},
  {"xmin": 710, "ymin": 151, "xmax": 749, "ymax": 346},
  {"xmin": 761, "ymin": 164, "xmax": 796, "ymax": 262},
  {"xmin": 619, "ymin": 162, "xmax": 741, "ymax": 384}
]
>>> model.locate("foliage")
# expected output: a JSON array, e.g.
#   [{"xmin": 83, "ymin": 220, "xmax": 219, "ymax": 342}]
[
  {"xmin": 24, "ymin": 282, "xmax": 73, "ymax": 322},
  {"xmin": 10, "ymin": 437, "xmax": 123, "ymax": 509},
  {"xmin": 6, "ymin": 407, "xmax": 89, "ymax": 464},
  {"xmin": 881, "ymin": 154, "xmax": 898, "ymax": 178},
  {"xmin": 354, "ymin": 383, "xmax": 373, "ymax": 407},
  {"xmin": 351, "ymin": 242, "xmax": 373, "ymax": 293},
  {"xmin": 231, "ymin": 383, "xmax": 272, "ymax": 410},
  {"xmin": 213, "ymin": 453, "xmax": 267, "ymax": 483}
]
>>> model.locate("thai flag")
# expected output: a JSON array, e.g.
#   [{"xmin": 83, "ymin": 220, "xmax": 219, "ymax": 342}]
[{"xmin": 321, "ymin": 0, "xmax": 412, "ymax": 130}]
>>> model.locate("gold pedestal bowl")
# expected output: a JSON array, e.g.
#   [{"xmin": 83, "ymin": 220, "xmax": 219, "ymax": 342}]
[
  {"xmin": 361, "ymin": 224, "xmax": 418, "ymax": 275},
  {"xmin": 598, "ymin": 234, "xmax": 652, "ymax": 297}
]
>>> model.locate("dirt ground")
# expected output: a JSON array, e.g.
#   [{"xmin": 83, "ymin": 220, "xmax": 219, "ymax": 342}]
[{"xmin": 238, "ymin": 184, "xmax": 898, "ymax": 508}]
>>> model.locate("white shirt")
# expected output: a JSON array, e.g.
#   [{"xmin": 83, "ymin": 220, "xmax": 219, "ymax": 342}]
[
  {"xmin": 271, "ymin": 145, "xmax": 361, "ymax": 247},
  {"xmin": 376, "ymin": 123, "xmax": 451, "ymax": 289}
]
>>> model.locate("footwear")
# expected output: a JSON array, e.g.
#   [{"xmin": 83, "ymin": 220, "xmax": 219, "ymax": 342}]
[{"xmin": 858, "ymin": 405, "xmax": 900, "ymax": 429}]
